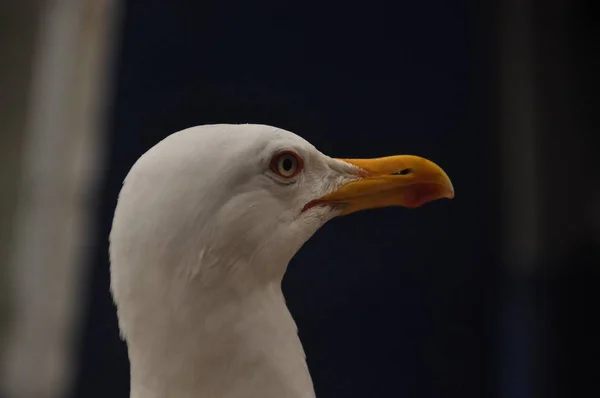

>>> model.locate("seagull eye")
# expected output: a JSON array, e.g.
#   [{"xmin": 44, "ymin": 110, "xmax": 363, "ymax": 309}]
[{"xmin": 270, "ymin": 151, "xmax": 303, "ymax": 178}]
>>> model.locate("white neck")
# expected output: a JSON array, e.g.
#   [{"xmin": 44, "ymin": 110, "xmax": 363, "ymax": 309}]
[{"xmin": 123, "ymin": 273, "xmax": 315, "ymax": 398}]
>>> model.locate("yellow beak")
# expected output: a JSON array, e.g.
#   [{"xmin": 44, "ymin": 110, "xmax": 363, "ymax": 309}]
[{"xmin": 313, "ymin": 155, "xmax": 454, "ymax": 215}]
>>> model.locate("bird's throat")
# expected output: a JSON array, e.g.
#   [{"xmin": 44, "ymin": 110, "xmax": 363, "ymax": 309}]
[{"xmin": 127, "ymin": 282, "xmax": 315, "ymax": 398}]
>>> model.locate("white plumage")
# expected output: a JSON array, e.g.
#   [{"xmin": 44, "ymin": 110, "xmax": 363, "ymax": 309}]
[{"xmin": 110, "ymin": 124, "xmax": 453, "ymax": 398}]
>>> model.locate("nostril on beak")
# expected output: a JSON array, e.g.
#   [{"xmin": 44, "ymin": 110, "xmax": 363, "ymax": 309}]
[{"xmin": 392, "ymin": 168, "xmax": 413, "ymax": 176}]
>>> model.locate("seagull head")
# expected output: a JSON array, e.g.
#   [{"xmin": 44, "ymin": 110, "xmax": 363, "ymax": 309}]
[{"xmin": 111, "ymin": 124, "xmax": 453, "ymax": 285}]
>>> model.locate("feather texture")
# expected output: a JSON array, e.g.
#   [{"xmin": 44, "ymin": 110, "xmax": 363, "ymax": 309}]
[{"xmin": 110, "ymin": 124, "xmax": 359, "ymax": 398}]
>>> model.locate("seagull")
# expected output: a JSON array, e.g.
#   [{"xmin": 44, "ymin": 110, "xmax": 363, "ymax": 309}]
[{"xmin": 110, "ymin": 124, "xmax": 454, "ymax": 398}]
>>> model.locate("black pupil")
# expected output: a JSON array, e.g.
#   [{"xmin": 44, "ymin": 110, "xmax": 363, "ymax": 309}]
[{"xmin": 282, "ymin": 157, "xmax": 294, "ymax": 172}]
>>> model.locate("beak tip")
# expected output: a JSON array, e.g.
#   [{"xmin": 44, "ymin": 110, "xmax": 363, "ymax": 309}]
[{"xmin": 444, "ymin": 178, "xmax": 455, "ymax": 200}]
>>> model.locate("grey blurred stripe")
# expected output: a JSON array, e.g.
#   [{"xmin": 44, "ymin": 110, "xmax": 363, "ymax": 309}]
[{"xmin": 0, "ymin": 1, "xmax": 121, "ymax": 397}]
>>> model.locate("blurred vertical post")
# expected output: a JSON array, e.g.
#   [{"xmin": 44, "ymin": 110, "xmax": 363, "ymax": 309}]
[
  {"xmin": 0, "ymin": 1, "xmax": 120, "ymax": 398},
  {"xmin": 0, "ymin": 1, "xmax": 42, "ymax": 363},
  {"xmin": 527, "ymin": 1, "xmax": 598, "ymax": 396},
  {"xmin": 497, "ymin": 0, "xmax": 594, "ymax": 397},
  {"xmin": 497, "ymin": 0, "xmax": 540, "ymax": 397}
]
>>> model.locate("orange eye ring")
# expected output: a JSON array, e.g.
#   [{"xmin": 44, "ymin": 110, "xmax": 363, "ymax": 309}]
[{"xmin": 270, "ymin": 151, "xmax": 303, "ymax": 178}]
